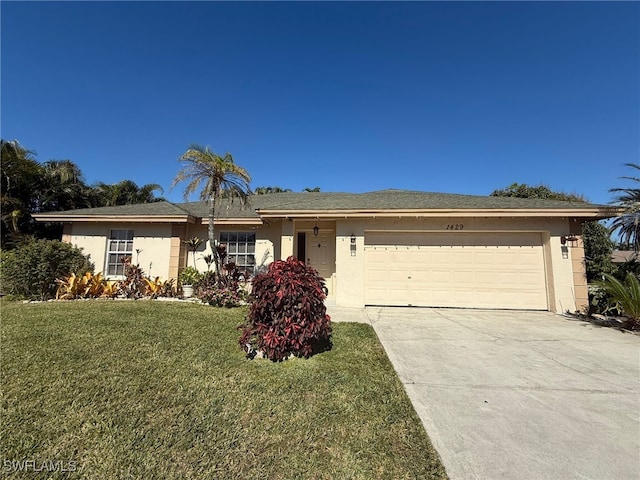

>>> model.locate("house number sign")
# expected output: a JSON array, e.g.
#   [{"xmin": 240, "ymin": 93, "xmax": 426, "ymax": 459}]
[{"xmin": 446, "ymin": 224, "xmax": 464, "ymax": 230}]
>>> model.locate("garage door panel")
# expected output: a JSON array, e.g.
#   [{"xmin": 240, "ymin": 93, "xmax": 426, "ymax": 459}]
[
  {"xmin": 474, "ymin": 251, "xmax": 498, "ymax": 264},
  {"xmin": 430, "ymin": 269, "xmax": 456, "ymax": 281},
  {"xmin": 452, "ymin": 270, "xmax": 475, "ymax": 283},
  {"xmin": 430, "ymin": 251, "xmax": 453, "ymax": 265},
  {"xmin": 410, "ymin": 271, "xmax": 433, "ymax": 283},
  {"xmin": 453, "ymin": 252, "xmax": 474, "ymax": 264},
  {"xmin": 365, "ymin": 232, "xmax": 547, "ymax": 310}
]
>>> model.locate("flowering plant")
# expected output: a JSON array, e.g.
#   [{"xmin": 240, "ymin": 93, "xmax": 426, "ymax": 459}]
[{"xmin": 198, "ymin": 286, "xmax": 247, "ymax": 308}]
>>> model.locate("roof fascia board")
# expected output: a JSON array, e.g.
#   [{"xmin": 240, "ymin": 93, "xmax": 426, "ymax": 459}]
[
  {"xmin": 32, "ymin": 214, "xmax": 196, "ymax": 223},
  {"xmin": 198, "ymin": 218, "xmax": 264, "ymax": 225},
  {"xmin": 256, "ymin": 208, "xmax": 619, "ymax": 219}
]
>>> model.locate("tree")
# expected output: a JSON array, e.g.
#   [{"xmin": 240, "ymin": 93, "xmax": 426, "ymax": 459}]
[
  {"xmin": 39, "ymin": 159, "xmax": 92, "ymax": 212},
  {"xmin": 171, "ymin": 144, "xmax": 251, "ymax": 274},
  {"xmin": 253, "ymin": 186, "xmax": 292, "ymax": 195},
  {"xmin": 0, "ymin": 140, "xmax": 42, "ymax": 246},
  {"xmin": 303, "ymin": 187, "xmax": 320, "ymax": 192},
  {"xmin": 609, "ymin": 163, "xmax": 640, "ymax": 251},
  {"xmin": 582, "ymin": 220, "xmax": 615, "ymax": 282},
  {"xmin": 92, "ymin": 180, "xmax": 164, "ymax": 206},
  {"xmin": 1, "ymin": 138, "xmax": 168, "ymax": 247},
  {"xmin": 490, "ymin": 183, "xmax": 586, "ymax": 202}
]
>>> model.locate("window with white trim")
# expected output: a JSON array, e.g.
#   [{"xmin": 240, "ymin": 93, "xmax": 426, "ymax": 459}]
[
  {"xmin": 106, "ymin": 229, "xmax": 134, "ymax": 276},
  {"xmin": 219, "ymin": 232, "xmax": 256, "ymax": 272}
]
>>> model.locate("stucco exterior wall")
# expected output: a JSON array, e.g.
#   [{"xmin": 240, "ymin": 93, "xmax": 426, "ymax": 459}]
[
  {"xmin": 570, "ymin": 218, "xmax": 589, "ymax": 312},
  {"xmin": 64, "ymin": 215, "xmax": 585, "ymax": 312},
  {"xmin": 67, "ymin": 223, "xmax": 173, "ymax": 280},
  {"xmin": 181, "ymin": 222, "xmax": 281, "ymax": 275}
]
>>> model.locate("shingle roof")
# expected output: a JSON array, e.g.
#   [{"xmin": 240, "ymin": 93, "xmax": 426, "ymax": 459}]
[
  {"xmin": 34, "ymin": 190, "xmax": 613, "ymax": 221},
  {"xmin": 49, "ymin": 201, "xmax": 191, "ymax": 217},
  {"xmin": 249, "ymin": 189, "xmax": 607, "ymax": 211},
  {"xmin": 178, "ymin": 200, "xmax": 257, "ymax": 218}
]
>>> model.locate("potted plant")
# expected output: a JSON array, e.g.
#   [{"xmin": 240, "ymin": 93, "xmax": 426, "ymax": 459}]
[{"xmin": 179, "ymin": 266, "xmax": 201, "ymax": 298}]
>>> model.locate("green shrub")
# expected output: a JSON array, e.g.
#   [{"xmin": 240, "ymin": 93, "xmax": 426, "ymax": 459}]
[
  {"xmin": 597, "ymin": 273, "xmax": 640, "ymax": 330},
  {"xmin": 178, "ymin": 266, "xmax": 201, "ymax": 286},
  {"xmin": 0, "ymin": 239, "xmax": 93, "ymax": 300}
]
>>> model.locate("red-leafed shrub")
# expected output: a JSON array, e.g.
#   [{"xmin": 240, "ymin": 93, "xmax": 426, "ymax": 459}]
[{"xmin": 239, "ymin": 256, "xmax": 332, "ymax": 361}]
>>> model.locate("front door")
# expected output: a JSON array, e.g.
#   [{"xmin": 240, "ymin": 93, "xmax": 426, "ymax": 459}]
[{"xmin": 306, "ymin": 230, "xmax": 335, "ymax": 294}]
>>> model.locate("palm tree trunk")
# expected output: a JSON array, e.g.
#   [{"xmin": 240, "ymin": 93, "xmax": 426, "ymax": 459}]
[{"xmin": 209, "ymin": 195, "xmax": 219, "ymax": 274}]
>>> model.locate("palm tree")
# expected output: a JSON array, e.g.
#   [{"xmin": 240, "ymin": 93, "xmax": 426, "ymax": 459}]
[
  {"xmin": 171, "ymin": 144, "xmax": 251, "ymax": 274},
  {"xmin": 40, "ymin": 159, "xmax": 91, "ymax": 211},
  {"xmin": 0, "ymin": 140, "xmax": 42, "ymax": 244},
  {"xmin": 42, "ymin": 159, "xmax": 83, "ymax": 184},
  {"xmin": 115, "ymin": 180, "xmax": 164, "ymax": 205},
  {"xmin": 91, "ymin": 180, "xmax": 164, "ymax": 206},
  {"xmin": 610, "ymin": 163, "xmax": 640, "ymax": 251}
]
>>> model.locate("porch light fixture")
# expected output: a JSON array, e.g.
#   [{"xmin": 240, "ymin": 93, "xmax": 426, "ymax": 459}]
[
  {"xmin": 350, "ymin": 234, "xmax": 356, "ymax": 256},
  {"xmin": 560, "ymin": 235, "xmax": 578, "ymax": 246},
  {"xmin": 313, "ymin": 224, "xmax": 319, "ymax": 237}
]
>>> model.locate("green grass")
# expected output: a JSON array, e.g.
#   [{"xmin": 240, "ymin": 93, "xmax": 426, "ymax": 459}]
[{"xmin": 1, "ymin": 301, "xmax": 447, "ymax": 479}]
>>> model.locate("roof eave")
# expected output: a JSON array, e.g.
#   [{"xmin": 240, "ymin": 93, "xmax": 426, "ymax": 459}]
[
  {"xmin": 256, "ymin": 207, "xmax": 619, "ymax": 219},
  {"xmin": 199, "ymin": 217, "xmax": 264, "ymax": 226},
  {"xmin": 32, "ymin": 214, "xmax": 197, "ymax": 223}
]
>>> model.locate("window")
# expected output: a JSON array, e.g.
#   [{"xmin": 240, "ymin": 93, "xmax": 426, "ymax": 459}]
[
  {"xmin": 220, "ymin": 232, "xmax": 256, "ymax": 272},
  {"xmin": 106, "ymin": 229, "xmax": 134, "ymax": 276}
]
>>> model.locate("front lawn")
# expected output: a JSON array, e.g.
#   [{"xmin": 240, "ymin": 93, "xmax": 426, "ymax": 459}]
[{"xmin": 1, "ymin": 301, "xmax": 447, "ymax": 479}]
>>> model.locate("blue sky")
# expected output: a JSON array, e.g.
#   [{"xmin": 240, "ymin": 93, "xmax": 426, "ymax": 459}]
[{"xmin": 2, "ymin": 1, "xmax": 638, "ymax": 205}]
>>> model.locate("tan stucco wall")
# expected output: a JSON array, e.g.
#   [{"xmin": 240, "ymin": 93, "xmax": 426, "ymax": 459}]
[
  {"xmin": 65, "ymin": 215, "xmax": 585, "ymax": 312},
  {"xmin": 61, "ymin": 223, "xmax": 72, "ymax": 243},
  {"xmin": 570, "ymin": 218, "xmax": 588, "ymax": 312},
  {"xmin": 169, "ymin": 224, "xmax": 187, "ymax": 280},
  {"xmin": 181, "ymin": 222, "xmax": 281, "ymax": 275},
  {"xmin": 280, "ymin": 220, "xmax": 294, "ymax": 260},
  {"xmin": 67, "ymin": 223, "xmax": 173, "ymax": 280}
]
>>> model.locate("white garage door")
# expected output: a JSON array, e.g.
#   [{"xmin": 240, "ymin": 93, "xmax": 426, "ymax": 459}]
[{"xmin": 364, "ymin": 232, "xmax": 548, "ymax": 310}]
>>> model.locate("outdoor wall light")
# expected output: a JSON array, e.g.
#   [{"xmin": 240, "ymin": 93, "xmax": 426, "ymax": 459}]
[
  {"xmin": 560, "ymin": 235, "xmax": 578, "ymax": 246},
  {"xmin": 313, "ymin": 224, "xmax": 319, "ymax": 237},
  {"xmin": 350, "ymin": 234, "xmax": 356, "ymax": 256}
]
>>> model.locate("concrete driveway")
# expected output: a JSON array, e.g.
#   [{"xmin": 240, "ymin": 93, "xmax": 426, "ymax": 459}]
[{"xmin": 328, "ymin": 306, "xmax": 640, "ymax": 480}]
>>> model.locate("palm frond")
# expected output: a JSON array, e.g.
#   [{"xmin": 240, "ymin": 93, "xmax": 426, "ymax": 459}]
[{"xmin": 597, "ymin": 273, "xmax": 640, "ymax": 322}]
